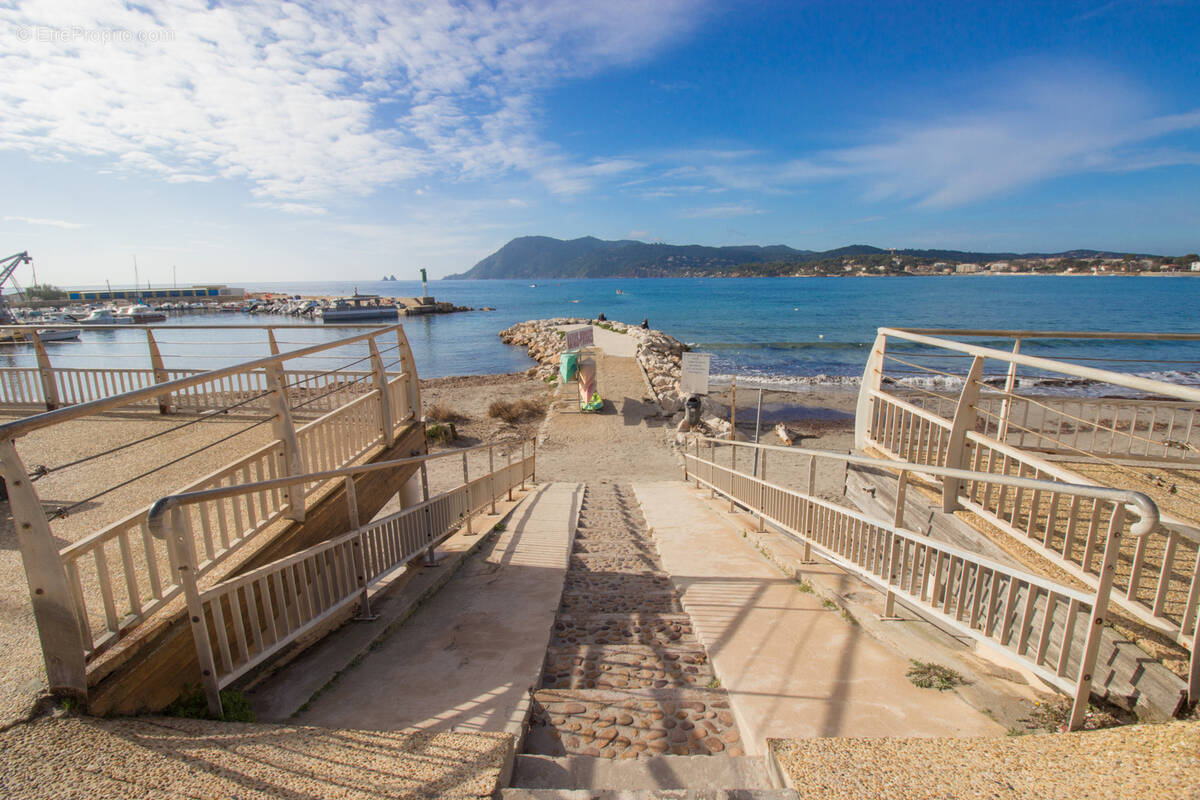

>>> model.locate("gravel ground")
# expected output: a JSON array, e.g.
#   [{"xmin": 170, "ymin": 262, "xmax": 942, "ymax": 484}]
[
  {"xmin": 770, "ymin": 720, "xmax": 1200, "ymax": 800},
  {"xmin": 0, "ymin": 716, "xmax": 511, "ymax": 799}
]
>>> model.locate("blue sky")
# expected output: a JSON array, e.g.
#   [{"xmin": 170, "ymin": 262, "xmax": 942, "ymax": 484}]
[{"xmin": 1, "ymin": 0, "xmax": 1198, "ymax": 286}]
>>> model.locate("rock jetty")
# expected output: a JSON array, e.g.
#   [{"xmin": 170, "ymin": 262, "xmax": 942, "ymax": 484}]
[{"xmin": 499, "ymin": 318, "xmax": 690, "ymax": 414}]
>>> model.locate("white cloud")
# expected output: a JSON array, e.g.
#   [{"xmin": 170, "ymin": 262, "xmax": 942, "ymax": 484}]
[
  {"xmin": 660, "ymin": 66, "xmax": 1200, "ymax": 209},
  {"xmin": 0, "ymin": 1, "xmax": 705, "ymax": 204},
  {"xmin": 3, "ymin": 215, "xmax": 87, "ymax": 229}
]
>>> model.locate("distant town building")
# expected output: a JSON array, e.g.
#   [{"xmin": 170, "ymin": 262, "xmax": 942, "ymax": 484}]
[
  {"xmin": 956, "ymin": 263, "xmax": 982, "ymax": 273},
  {"xmin": 66, "ymin": 285, "xmax": 246, "ymax": 302},
  {"xmin": 1191, "ymin": 262, "xmax": 1200, "ymax": 271}
]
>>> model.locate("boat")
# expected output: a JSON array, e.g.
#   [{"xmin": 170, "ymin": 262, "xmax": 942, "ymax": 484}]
[
  {"xmin": 117, "ymin": 304, "xmax": 168, "ymax": 323},
  {"xmin": 36, "ymin": 327, "xmax": 80, "ymax": 342},
  {"xmin": 318, "ymin": 293, "xmax": 400, "ymax": 324},
  {"xmin": 82, "ymin": 308, "xmax": 134, "ymax": 325}
]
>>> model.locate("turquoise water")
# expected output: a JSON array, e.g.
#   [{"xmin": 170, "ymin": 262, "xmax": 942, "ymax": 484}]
[{"xmin": 9, "ymin": 276, "xmax": 1200, "ymax": 385}]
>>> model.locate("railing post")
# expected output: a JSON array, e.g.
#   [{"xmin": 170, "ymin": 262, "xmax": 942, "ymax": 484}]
[
  {"xmin": 488, "ymin": 446, "xmax": 497, "ymax": 514},
  {"xmin": 0, "ymin": 437, "xmax": 87, "ymax": 702},
  {"xmin": 807, "ymin": 455, "xmax": 816, "ymax": 496},
  {"xmin": 344, "ymin": 476, "xmax": 374, "ymax": 620},
  {"xmin": 1069, "ymin": 504, "xmax": 1126, "ymax": 731},
  {"xmin": 709, "ymin": 441, "xmax": 716, "ymax": 498},
  {"xmin": 997, "ymin": 337, "xmax": 1022, "ymax": 442},
  {"xmin": 167, "ymin": 506, "xmax": 223, "ymax": 719},
  {"xmin": 507, "ymin": 449, "xmax": 514, "ymax": 501},
  {"xmin": 368, "ymin": 337, "xmax": 395, "ymax": 446},
  {"xmin": 520, "ymin": 440, "xmax": 527, "ymax": 491},
  {"xmin": 266, "ymin": 362, "xmax": 306, "ymax": 522},
  {"xmin": 145, "ymin": 329, "xmax": 174, "ymax": 414},
  {"xmin": 266, "ymin": 328, "xmax": 280, "ymax": 356},
  {"xmin": 854, "ymin": 332, "xmax": 886, "ymax": 450},
  {"xmin": 420, "ymin": 462, "xmax": 440, "ymax": 565},
  {"xmin": 882, "ymin": 469, "xmax": 909, "ymax": 619},
  {"xmin": 757, "ymin": 448, "xmax": 766, "ymax": 532},
  {"xmin": 941, "ymin": 355, "xmax": 984, "ymax": 512},
  {"xmin": 729, "ymin": 442, "xmax": 736, "ymax": 512},
  {"xmin": 462, "ymin": 451, "xmax": 473, "ymax": 535},
  {"xmin": 30, "ymin": 331, "xmax": 62, "ymax": 411},
  {"xmin": 693, "ymin": 438, "xmax": 700, "ymax": 488},
  {"xmin": 396, "ymin": 326, "xmax": 420, "ymax": 423}
]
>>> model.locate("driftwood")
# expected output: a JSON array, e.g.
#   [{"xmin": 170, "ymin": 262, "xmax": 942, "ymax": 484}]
[{"xmin": 774, "ymin": 422, "xmax": 796, "ymax": 446}]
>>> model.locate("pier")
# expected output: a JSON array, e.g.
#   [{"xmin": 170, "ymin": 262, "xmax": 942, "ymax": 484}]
[{"xmin": 0, "ymin": 322, "xmax": 1195, "ymax": 798}]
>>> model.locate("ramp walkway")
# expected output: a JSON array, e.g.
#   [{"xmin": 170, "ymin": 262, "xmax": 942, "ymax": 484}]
[
  {"xmin": 635, "ymin": 481, "xmax": 1004, "ymax": 745},
  {"xmin": 290, "ymin": 482, "xmax": 583, "ymax": 734}
]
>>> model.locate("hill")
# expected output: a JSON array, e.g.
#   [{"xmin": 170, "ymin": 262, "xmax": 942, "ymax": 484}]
[{"xmin": 445, "ymin": 236, "xmax": 1162, "ymax": 279}]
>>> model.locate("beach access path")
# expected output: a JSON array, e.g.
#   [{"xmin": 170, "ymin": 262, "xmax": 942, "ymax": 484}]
[{"xmin": 534, "ymin": 325, "xmax": 681, "ymax": 484}]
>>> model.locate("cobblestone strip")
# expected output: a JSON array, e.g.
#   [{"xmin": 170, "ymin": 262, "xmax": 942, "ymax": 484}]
[{"xmin": 525, "ymin": 484, "xmax": 744, "ymax": 759}]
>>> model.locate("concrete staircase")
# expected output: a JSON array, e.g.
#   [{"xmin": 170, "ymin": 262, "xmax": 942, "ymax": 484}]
[
  {"xmin": 510, "ymin": 484, "xmax": 796, "ymax": 798},
  {"xmin": 504, "ymin": 754, "xmax": 793, "ymax": 798}
]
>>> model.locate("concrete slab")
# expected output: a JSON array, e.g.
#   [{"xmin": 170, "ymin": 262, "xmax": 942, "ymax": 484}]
[
  {"xmin": 293, "ymin": 482, "xmax": 583, "ymax": 734},
  {"xmin": 633, "ymin": 482, "xmax": 1005, "ymax": 751},
  {"xmin": 246, "ymin": 489, "xmax": 536, "ymax": 722}
]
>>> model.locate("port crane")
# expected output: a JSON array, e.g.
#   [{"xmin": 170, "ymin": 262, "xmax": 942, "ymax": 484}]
[{"xmin": 0, "ymin": 251, "xmax": 32, "ymax": 323}]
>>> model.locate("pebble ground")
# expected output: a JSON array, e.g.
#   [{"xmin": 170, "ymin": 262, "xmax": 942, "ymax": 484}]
[
  {"xmin": 770, "ymin": 721, "xmax": 1200, "ymax": 800},
  {"xmin": 524, "ymin": 484, "xmax": 744, "ymax": 760}
]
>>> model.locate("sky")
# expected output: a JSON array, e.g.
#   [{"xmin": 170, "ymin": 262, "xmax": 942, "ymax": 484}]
[{"xmin": 1, "ymin": 0, "xmax": 1198, "ymax": 286}]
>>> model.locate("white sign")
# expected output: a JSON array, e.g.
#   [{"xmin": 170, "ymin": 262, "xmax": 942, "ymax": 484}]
[
  {"xmin": 564, "ymin": 325, "xmax": 594, "ymax": 351},
  {"xmin": 680, "ymin": 352, "xmax": 711, "ymax": 395}
]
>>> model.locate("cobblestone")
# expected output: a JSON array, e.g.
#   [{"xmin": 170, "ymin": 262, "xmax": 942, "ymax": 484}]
[{"xmin": 523, "ymin": 484, "xmax": 745, "ymax": 761}]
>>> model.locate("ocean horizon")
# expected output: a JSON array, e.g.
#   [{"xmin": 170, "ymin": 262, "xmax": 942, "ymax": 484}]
[{"xmin": 9, "ymin": 275, "xmax": 1200, "ymax": 390}]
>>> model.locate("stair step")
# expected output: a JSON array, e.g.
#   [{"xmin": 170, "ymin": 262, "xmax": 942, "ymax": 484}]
[
  {"xmin": 501, "ymin": 789, "xmax": 797, "ymax": 799},
  {"xmin": 526, "ymin": 689, "xmax": 742, "ymax": 758},
  {"xmin": 510, "ymin": 754, "xmax": 776, "ymax": 791},
  {"xmin": 542, "ymin": 645, "xmax": 714, "ymax": 690}
]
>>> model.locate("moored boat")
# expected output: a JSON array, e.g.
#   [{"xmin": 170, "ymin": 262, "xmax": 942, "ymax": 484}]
[{"xmin": 319, "ymin": 293, "xmax": 399, "ymax": 324}]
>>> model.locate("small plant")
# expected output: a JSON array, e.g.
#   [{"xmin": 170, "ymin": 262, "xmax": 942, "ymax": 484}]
[
  {"xmin": 795, "ymin": 578, "xmax": 814, "ymax": 593},
  {"xmin": 425, "ymin": 399, "xmax": 464, "ymax": 423},
  {"xmin": 706, "ymin": 677, "xmax": 721, "ymax": 688},
  {"xmin": 822, "ymin": 598, "xmax": 837, "ymax": 610},
  {"xmin": 493, "ymin": 522, "xmax": 506, "ymax": 532},
  {"xmin": 426, "ymin": 422, "xmax": 457, "ymax": 444},
  {"xmin": 488, "ymin": 397, "xmax": 547, "ymax": 424},
  {"xmin": 1018, "ymin": 696, "xmax": 1122, "ymax": 732},
  {"xmin": 164, "ymin": 687, "xmax": 256, "ymax": 722},
  {"xmin": 906, "ymin": 660, "xmax": 965, "ymax": 691},
  {"xmin": 58, "ymin": 697, "xmax": 78, "ymax": 714}
]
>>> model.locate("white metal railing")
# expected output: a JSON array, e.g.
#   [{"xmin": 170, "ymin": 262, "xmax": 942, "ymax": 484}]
[
  {"xmin": 0, "ymin": 324, "xmax": 421, "ymax": 701},
  {"xmin": 683, "ymin": 437, "xmax": 1158, "ymax": 731},
  {"xmin": 146, "ymin": 439, "xmax": 536, "ymax": 718},
  {"xmin": 855, "ymin": 328, "xmax": 1200, "ymax": 702}
]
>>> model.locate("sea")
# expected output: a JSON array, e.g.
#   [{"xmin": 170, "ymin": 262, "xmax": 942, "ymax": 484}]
[{"xmin": 8, "ymin": 276, "xmax": 1200, "ymax": 393}]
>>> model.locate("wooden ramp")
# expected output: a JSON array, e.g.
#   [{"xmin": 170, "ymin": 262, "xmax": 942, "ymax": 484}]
[{"xmin": 86, "ymin": 421, "xmax": 427, "ymax": 715}]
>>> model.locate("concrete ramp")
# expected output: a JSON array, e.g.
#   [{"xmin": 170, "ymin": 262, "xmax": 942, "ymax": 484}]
[
  {"xmin": 634, "ymin": 482, "xmax": 1004, "ymax": 747},
  {"xmin": 293, "ymin": 482, "xmax": 583, "ymax": 734}
]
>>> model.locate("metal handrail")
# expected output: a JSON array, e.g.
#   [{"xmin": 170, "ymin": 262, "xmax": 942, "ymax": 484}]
[
  {"xmin": 0, "ymin": 324, "xmax": 407, "ymax": 438},
  {"xmin": 694, "ymin": 436, "xmax": 1160, "ymax": 536},
  {"xmin": 147, "ymin": 439, "xmax": 532, "ymax": 539},
  {"xmin": 878, "ymin": 327, "xmax": 1200, "ymax": 403},
  {"xmin": 893, "ymin": 328, "xmax": 1200, "ymax": 341}
]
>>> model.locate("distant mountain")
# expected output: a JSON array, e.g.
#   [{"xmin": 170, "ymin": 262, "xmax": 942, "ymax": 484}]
[{"xmin": 445, "ymin": 236, "xmax": 1160, "ymax": 279}]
